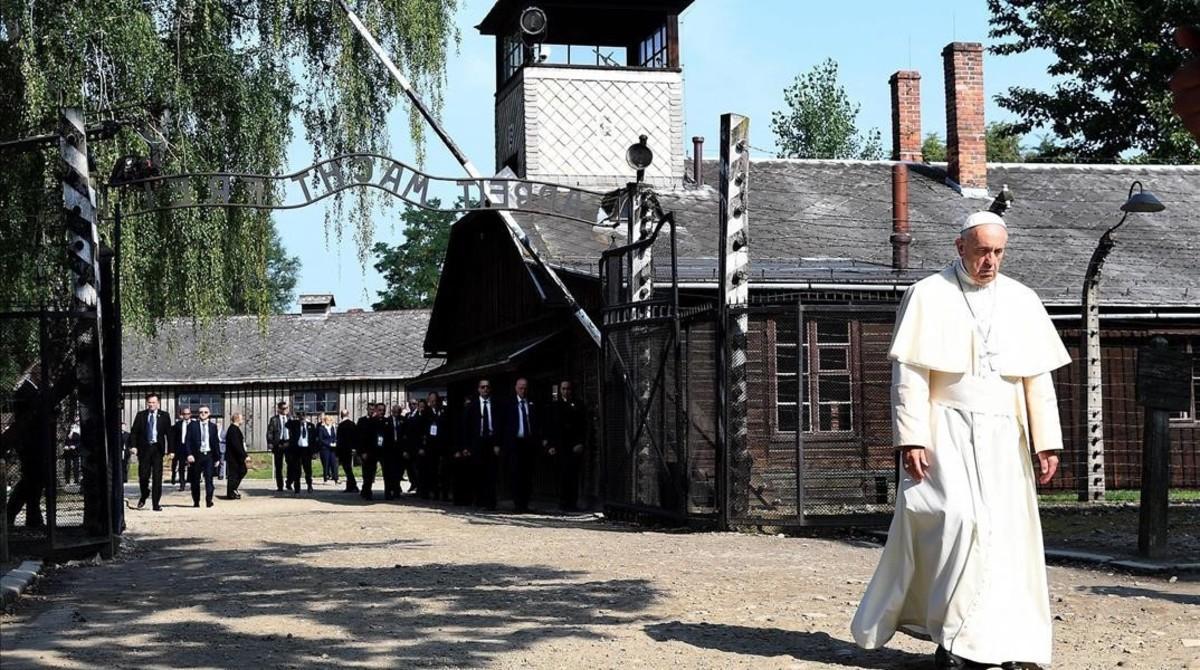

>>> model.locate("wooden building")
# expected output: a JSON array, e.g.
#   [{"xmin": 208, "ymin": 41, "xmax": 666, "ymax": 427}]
[
  {"xmin": 121, "ymin": 296, "xmax": 438, "ymax": 451},
  {"xmin": 414, "ymin": 1, "xmax": 1200, "ymax": 521}
]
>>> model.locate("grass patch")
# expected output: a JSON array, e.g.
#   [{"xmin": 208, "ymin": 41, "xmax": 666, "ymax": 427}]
[
  {"xmin": 1038, "ymin": 489, "xmax": 1200, "ymax": 504},
  {"xmin": 241, "ymin": 451, "xmax": 362, "ymax": 480}
]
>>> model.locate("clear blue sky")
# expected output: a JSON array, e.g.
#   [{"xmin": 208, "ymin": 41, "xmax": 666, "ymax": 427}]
[{"xmin": 279, "ymin": 0, "xmax": 1053, "ymax": 310}]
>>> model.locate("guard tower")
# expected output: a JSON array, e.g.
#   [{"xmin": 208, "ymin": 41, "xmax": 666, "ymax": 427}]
[{"xmin": 478, "ymin": 0, "xmax": 692, "ymax": 188}]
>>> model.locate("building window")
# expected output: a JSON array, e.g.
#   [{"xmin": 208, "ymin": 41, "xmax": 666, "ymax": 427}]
[
  {"xmin": 502, "ymin": 32, "xmax": 525, "ymax": 82},
  {"xmin": 775, "ymin": 319, "xmax": 854, "ymax": 433},
  {"xmin": 292, "ymin": 390, "xmax": 339, "ymax": 416},
  {"xmin": 1170, "ymin": 339, "xmax": 1199, "ymax": 422},
  {"xmin": 638, "ymin": 24, "xmax": 669, "ymax": 68},
  {"xmin": 178, "ymin": 392, "xmax": 224, "ymax": 418}
]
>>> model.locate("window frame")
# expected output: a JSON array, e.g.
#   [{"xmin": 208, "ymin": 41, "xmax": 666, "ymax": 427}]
[
  {"xmin": 1168, "ymin": 338, "xmax": 1199, "ymax": 423},
  {"xmin": 291, "ymin": 389, "xmax": 339, "ymax": 416},
  {"xmin": 177, "ymin": 391, "xmax": 225, "ymax": 418},
  {"xmin": 773, "ymin": 317, "xmax": 857, "ymax": 436}
]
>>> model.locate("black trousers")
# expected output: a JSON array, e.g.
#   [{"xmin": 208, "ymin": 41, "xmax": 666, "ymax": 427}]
[
  {"xmin": 272, "ymin": 447, "xmax": 286, "ymax": 490},
  {"xmin": 138, "ymin": 448, "xmax": 164, "ymax": 507},
  {"xmin": 451, "ymin": 454, "xmax": 470, "ymax": 505},
  {"xmin": 473, "ymin": 446, "xmax": 498, "ymax": 509},
  {"xmin": 285, "ymin": 449, "xmax": 313, "ymax": 490},
  {"xmin": 556, "ymin": 451, "xmax": 581, "ymax": 510},
  {"xmin": 63, "ymin": 451, "xmax": 80, "ymax": 483},
  {"xmin": 189, "ymin": 456, "xmax": 215, "ymax": 505},
  {"xmin": 171, "ymin": 453, "xmax": 186, "ymax": 486},
  {"xmin": 418, "ymin": 452, "xmax": 440, "ymax": 499},
  {"xmin": 6, "ymin": 473, "xmax": 45, "ymax": 527},
  {"xmin": 337, "ymin": 450, "xmax": 358, "ymax": 490},
  {"xmin": 226, "ymin": 458, "xmax": 246, "ymax": 497},
  {"xmin": 381, "ymin": 450, "xmax": 402, "ymax": 498},
  {"xmin": 398, "ymin": 452, "xmax": 418, "ymax": 494},
  {"xmin": 508, "ymin": 438, "xmax": 537, "ymax": 512},
  {"xmin": 360, "ymin": 451, "xmax": 379, "ymax": 497}
]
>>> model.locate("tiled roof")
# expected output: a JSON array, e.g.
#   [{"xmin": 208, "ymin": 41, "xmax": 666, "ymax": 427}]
[
  {"xmin": 123, "ymin": 309, "xmax": 439, "ymax": 385},
  {"xmin": 505, "ymin": 159, "xmax": 1200, "ymax": 308}
]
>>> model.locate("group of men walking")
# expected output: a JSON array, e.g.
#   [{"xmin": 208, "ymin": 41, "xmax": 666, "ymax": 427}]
[
  {"xmin": 265, "ymin": 377, "xmax": 589, "ymax": 512},
  {"xmin": 127, "ymin": 393, "xmax": 249, "ymax": 510}
]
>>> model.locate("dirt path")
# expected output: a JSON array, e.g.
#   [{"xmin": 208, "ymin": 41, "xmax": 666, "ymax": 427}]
[{"xmin": 2, "ymin": 480, "xmax": 1198, "ymax": 669}]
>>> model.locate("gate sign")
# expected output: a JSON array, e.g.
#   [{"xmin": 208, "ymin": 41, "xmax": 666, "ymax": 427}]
[{"xmin": 118, "ymin": 152, "xmax": 609, "ymax": 225}]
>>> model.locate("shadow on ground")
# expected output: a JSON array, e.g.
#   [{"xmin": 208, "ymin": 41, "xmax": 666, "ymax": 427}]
[
  {"xmin": 643, "ymin": 622, "xmax": 929, "ymax": 669},
  {"xmin": 1080, "ymin": 584, "xmax": 1200, "ymax": 606},
  {"xmin": 1, "ymin": 534, "xmax": 661, "ymax": 668}
]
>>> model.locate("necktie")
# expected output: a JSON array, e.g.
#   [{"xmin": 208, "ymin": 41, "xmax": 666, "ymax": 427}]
[
  {"xmin": 148, "ymin": 412, "xmax": 156, "ymax": 444},
  {"xmin": 482, "ymin": 400, "xmax": 491, "ymax": 436},
  {"xmin": 520, "ymin": 400, "xmax": 529, "ymax": 438}
]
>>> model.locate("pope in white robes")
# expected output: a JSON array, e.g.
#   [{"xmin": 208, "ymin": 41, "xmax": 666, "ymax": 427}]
[{"xmin": 851, "ymin": 211, "xmax": 1071, "ymax": 669}]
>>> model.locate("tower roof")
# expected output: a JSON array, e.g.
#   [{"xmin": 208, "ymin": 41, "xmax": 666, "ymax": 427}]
[{"xmin": 478, "ymin": 0, "xmax": 694, "ymax": 42}]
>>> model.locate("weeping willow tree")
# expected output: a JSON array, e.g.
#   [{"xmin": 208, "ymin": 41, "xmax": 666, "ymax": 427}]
[{"xmin": 0, "ymin": 0, "xmax": 458, "ymax": 333}]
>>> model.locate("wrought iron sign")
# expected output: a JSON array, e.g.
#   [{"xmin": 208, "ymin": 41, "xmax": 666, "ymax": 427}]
[{"xmin": 115, "ymin": 152, "xmax": 611, "ymax": 225}]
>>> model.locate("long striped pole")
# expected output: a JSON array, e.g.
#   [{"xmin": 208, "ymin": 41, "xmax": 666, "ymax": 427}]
[
  {"xmin": 717, "ymin": 113, "xmax": 751, "ymax": 528},
  {"xmin": 60, "ymin": 107, "xmax": 113, "ymax": 538}
]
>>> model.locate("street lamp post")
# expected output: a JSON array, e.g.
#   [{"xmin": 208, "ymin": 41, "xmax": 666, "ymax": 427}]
[{"xmin": 1079, "ymin": 181, "xmax": 1165, "ymax": 502}]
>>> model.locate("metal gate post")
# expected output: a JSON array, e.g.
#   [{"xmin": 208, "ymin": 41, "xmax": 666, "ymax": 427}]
[{"xmin": 717, "ymin": 113, "xmax": 751, "ymax": 529}]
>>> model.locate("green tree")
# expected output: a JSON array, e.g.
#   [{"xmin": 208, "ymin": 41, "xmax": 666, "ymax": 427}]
[
  {"xmin": 771, "ymin": 58, "xmax": 884, "ymax": 160},
  {"xmin": 0, "ymin": 0, "xmax": 459, "ymax": 330},
  {"xmin": 988, "ymin": 0, "xmax": 1199, "ymax": 163},
  {"xmin": 921, "ymin": 133, "xmax": 947, "ymax": 162},
  {"xmin": 985, "ymin": 122, "xmax": 1023, "ymax": 162},
  {"xmin": 919, "ymin": 123, "xmax": 1024, "ymax": 162},
  {"xmin": 372, "ymin": 198, "xmax": 457, "ymax": 310},
  {"xmin": 229, "ymin": 224, "xmax": 300, "ymax": 315}
]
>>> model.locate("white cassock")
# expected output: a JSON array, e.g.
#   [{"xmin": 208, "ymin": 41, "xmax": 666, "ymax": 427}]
[{"xmin": 851, "ymin": 260, "xmax": 1071, "ymax": 666}]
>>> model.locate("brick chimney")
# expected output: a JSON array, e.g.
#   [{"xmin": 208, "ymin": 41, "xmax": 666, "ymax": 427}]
[
  {"xmin": 889, "ymin": 71, "xmax": 922, "ymax": 162},
  {"xmin": 942, "ymin": 42, "xmax": 987, "ymax": 197}
]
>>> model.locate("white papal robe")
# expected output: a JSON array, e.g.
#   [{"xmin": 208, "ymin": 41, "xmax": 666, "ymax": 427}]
[{"xmin": 850, "ymin": 261, "xmax": 1071, "ymax": 666}]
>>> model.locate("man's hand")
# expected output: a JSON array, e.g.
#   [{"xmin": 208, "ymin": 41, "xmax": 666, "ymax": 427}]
[
  {"xmin": 547, "ymin": 447, "xmax": 557, "ymax": 456},
  {"xmin": 1171, "ymin": 25, "xmax": 1200, "ymax": 143},
  {"xmin": 493, "ymin": 446, "xmax": 501, "ymax": 456},
  {"xmin": 244, "ymin": 457, "xmax": 251, "ymax": 465},
  {"xmin": 1036, "ymin": 451, "xmax": 1059, "ymax": 485},
  {"xmin": 900, "ymin": 446, "xmax": 929, "ymax": 482},
  {"xmin": 572, "ymin": 444, "xmax": 584, "ymax": 455},
  {"xmin": 187, "ymin": 455, "xmax": 195, "ymax": 464},
  {"xmin": 130, "ymin": 447, "xmax": 137, "ymax": 456}
]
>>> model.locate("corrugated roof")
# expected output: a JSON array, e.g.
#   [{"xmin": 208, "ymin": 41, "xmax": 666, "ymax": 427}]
[
  {"xmin": 506, "ymin": 159, "xmax": 1200, "ymax": 307},
  {"xmin": 123, "ymin": 309, "xmax": 439, "ymax": 385}
]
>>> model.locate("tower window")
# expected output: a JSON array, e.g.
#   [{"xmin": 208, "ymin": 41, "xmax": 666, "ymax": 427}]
[{"xmin": 639, "ymin": 24, "xmax": 669, "ymax": 68}]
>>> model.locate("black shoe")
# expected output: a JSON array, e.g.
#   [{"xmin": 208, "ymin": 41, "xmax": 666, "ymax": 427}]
[
  {"xmin": 234, "ymin": 492, "xmax": 242, "ymax": 500},
  {"xmin": 153, "ymin": 505, "xmax": 163, "ymax": 512},
  {"xmin": 277, "ymin": 486, "xmax": 284, "ymax": 492},
  {"xmin": 345, "ymin": 486, "xmax": 359, "ymax": 493},
  {"xmin": 206, "ymin": 500, "xmax": 214, "ymax": 508},
  {"xmin": 307, "ymin": 485, "xmax": 314, "ymax": 493},
  {"xmin": 935, "ymin": 646, "xmax": 970, "ymax": 670},
  {"xmin": 1001, "ymin": 664, "xmax": 1043, "ymax": 670},
  {"xmin": 137, "ymin": 498, "xmax": 146, "ymax": 509},
  {"xmin": 361, "ymin": 492, "xmax": 373, "ymax": 501},
  {"xmin": 193, "ymin": 501, "xmax": 200, "ymax": 508}
]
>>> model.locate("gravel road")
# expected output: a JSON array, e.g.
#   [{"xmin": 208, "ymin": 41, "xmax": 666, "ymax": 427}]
[{"xmin": 2, "ymin": 479, "xmax": 1198, "ymax": 669}]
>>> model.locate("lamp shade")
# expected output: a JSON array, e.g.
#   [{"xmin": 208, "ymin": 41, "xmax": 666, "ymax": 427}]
[{"xmin": 1121, "ymin": 184, "xmax": 1165, "ymax": 213}]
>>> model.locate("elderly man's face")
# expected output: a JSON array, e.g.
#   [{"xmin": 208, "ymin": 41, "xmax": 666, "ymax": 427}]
[{"xmin": 955, "ymin": 223, "xmax": 1007, "ymax": 286}]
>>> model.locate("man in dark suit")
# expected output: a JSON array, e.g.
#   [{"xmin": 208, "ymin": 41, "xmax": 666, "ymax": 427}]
[
  {"xmin": 383, "ymin": 404, "xmax": 405, "ymax": 499},
  {"xmin": 183, "ymin": 406, "xmax": 220, "ymax": 508},
  {"xmin": 169, "ymin": 407, "xmax": 192, "ymax": 491},
  {"xmin": 548, "ymin": 380, "xmax": 589, "ymax": 511},
  {"xmin": 120, "ymin": 422, "xmax": 132, "ymax": 483},
  {"xmin": 400, "ymin": 399, "xmax": 424, "ymax": 496},
  {"xmin": 266, "ymin": 401, "xmax": 290, "ymax": 492},
  {"xmin": 499, "ymin": 377, "xmax": 543, "ymax": 513},
  {"xmin": 129, "ymin": 393, "xmax": 172, "ymax": 511},
  {"xmin": 419, "ymin": 393, "xmax": 447, "ymax": 500},
  {"xmin": 336, "ymin": 409, "xmax": 359, "ymax": 493},
  {"xmin": 462, "ymin": 379, "xmax": 499, "ymax": 510},
  {"xmin": 357, "ymin": 403, "xmax": 384, "ymax": 500},
  {"xmin": 285, "ymin": 412, "xmax": 317, "ymax": 493}
]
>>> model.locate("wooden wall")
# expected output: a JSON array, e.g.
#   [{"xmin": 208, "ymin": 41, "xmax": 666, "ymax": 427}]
[{"xmin": 120, "ymin": 380, "xmax": 412, "ymax": 452}]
